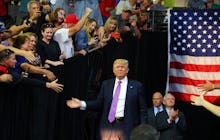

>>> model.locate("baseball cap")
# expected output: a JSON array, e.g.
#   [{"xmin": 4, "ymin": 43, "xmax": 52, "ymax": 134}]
[
  {"xmin": 0, "ymin": 22, "xmax": 10, "ymax": 33},
  {"xmin": 65, "ymin": 14, "xmax": 79, "ymax": 24},
  {"xmin": 0, "ymin": 27, "xmax": 10, "ymax": 33},
  {"xmin": 122, "ymin": 6, "xmax": 132, "ymax": 13}
]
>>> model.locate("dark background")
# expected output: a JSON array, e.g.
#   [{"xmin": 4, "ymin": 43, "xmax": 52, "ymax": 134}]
[{"xmin": 0, "ymin": 31, "xmax": 220, "ymax": 140}]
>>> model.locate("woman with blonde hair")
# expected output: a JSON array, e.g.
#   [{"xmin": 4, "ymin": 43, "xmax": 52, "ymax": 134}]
[
  {"xmin": 98, "ymin": 16, "xmax": 119, "ymax": 45},
  {"xmin": 75, "ymin": 18, "xmax": 99, "ymax": 52}
]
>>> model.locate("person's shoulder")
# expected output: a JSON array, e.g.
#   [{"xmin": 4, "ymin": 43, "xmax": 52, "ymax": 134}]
[
  {"xmin": 147, "ymin": 107, "xmax": 154, "ymax": 112},
  {"xmin": 16, "ymin": 55, "xmax": 27, "ymax": 62},
  {"xmin": 129, "ymin": 79, "xmax": 142, "ymax": 85},
  {"xmin": 50, "ymin": 39, "xmax": 59, "ymax": 45},
  {"xmin": 75, "ymin": 29, "xmax": 86, "ymax": 36},
  {"xmin": 37, "ymin": 39, "xmax": 44, "ymax": 46},
  {"xmin": 55, "ymin": 28, "xmax": 68, "ymax": 34}
]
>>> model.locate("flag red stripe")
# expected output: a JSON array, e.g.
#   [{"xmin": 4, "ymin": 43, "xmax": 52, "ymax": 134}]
[
  {"xmin": 169, "ymin": 92, "xmax": 220, "ymax": 104},
  {"xmin": 169, "ymin": 76, "xmax": 220, "ymax": 86},
  {"xmin": 170, "ymin": 62, "xmax": 220, "ymax": 72}
]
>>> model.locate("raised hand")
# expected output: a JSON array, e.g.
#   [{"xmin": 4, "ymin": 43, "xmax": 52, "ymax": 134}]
[{"xmin": 85, "ymin": 7, "xmax": 93, "ymax": 15}]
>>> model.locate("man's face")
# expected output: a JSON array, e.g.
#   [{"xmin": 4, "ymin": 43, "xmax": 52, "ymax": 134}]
[
  {"xmin": 163, "ymin": 94, "xmax": 175, "ymax": 108},
  {"xmin": 152, "ymin": 92, "xmax": 163, "ymax": 107},
  {"xmin": 121, "ymin": 11, "xmax": 131, "ymax": 21},
  {"xmin": 28, "ymin": 3, "xmax": 41, "ymax": 16},
  {"xmin": 113, "ymin": 62, "xmax": 129, "ymax": 79}
]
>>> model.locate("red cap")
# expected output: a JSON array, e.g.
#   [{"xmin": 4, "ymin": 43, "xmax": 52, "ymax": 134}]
[{"xmin": 65, "ymin": 14, "xmax": 79, "ymax": 24}]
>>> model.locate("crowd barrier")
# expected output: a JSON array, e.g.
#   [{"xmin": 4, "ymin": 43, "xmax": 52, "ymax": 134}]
[{"xmin": 0, "ymin": 31, "xmax": 220, "ymax": 140}]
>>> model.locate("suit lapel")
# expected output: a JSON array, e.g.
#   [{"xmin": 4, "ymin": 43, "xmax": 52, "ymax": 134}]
[
  {"xmin": 124, "ymin": 80, "xmax": 133, "ymax": 114},
  {"xmin": 107, "ymin": 79, "xmax": 116, "ymax": 102}
]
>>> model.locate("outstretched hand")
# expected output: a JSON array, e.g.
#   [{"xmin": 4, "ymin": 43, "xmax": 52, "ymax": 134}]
[
  {"xmin": 190, "ymin": 92, "xmax": 206, "ymax": 106},
  {"xmin": 47, "ymin": 79, "xmax": 64, "ymax": 93},
  {"xmin": 66, "ymin": 97, "xmax": 81, "ymax": 108},
  {"xmin": 197, "ymin": 80, "xmax": 214, "ymax": 92},
  {"xmin": 0, "ymin": 74, "xmax": 13, "ymax": 83}
]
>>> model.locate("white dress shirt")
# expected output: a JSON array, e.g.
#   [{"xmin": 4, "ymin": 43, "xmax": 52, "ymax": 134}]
[
  {"xmin": 80, "ymin": 76, "xmax": 128, "ymax": 118},
  {"xmin": 154, "ymin": 105, "xmax": 163, "ymax": 116},
  {"xmin": 114, "ymin": 76, "xmax": 128, "ymax": 118}
]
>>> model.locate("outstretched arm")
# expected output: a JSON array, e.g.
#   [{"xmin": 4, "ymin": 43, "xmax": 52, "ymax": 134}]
[
  {"xmin": 20, "ymin": 63, "xmax": 56, "ymax": 81},
  {"xmin": 191, "ymin": 94, "xmax": 220, "ymax": 117},
  {"xmin": 0, "ymin": 44, "xmax": 35, "ymax": 62},
  {"xmin": 68, "ymin": 8, "xmax": 93, "ymax": 36},
  {"xmin": 197, "ymin": 80, "xmax": 220, "ymax": 92}
]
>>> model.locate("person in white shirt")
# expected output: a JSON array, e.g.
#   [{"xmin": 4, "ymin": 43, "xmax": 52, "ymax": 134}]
[{"xmin": 53, "ymin": 7, "xmax": 92, "ymax": 59}]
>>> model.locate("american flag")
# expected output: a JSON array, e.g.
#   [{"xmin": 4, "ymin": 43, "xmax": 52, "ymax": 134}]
[{"xmin": 167, "ymin": 9, "xmax": 220, "ymax": 104}]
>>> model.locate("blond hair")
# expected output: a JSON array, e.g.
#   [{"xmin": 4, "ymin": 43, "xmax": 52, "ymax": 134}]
[
  {"xmin": 83, "ymin": 18, "xmax": 97, "ymax": 41},
  {"xmin": 113, "ymin": 59, "xmax": 129, "ymax": 68},
  {"xmin": 104, "ymin": 16, "xmax": 118, "ymax": 34},
  {"xmin": 27, "ymin": 0, "xmax": 39, "ymax": 10}
]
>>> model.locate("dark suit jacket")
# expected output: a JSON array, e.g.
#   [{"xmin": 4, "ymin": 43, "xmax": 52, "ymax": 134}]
[
  {"xmin": 86, "ymin": 78, "xmax": 148, "ymax": 138},
  {"xmin": 147, "ymin": 106, "xmax": 165, "ymax": 129},
  {"xmin": 156, "ymin": 109, "xmax": 187, "ymax": 140}
]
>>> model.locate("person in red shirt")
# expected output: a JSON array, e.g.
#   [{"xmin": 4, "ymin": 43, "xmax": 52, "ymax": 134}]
[
  {"xmin": 99, "ymin": 0, "xmax": 116, "ymax": 24},
  {"xmin": 0, "ymin": 0, "xmax": 8, "ymax": 22}
]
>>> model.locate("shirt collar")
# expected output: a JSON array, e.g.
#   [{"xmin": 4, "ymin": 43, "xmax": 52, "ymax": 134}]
[{"xmin": 115, "ymin": 76, "xmax": 128, "ymax": 84}]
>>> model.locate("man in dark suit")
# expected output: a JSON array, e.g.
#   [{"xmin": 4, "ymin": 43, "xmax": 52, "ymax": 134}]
[
  {"xmin": 66, "ymin": 58, "xmax": 147, "ymax": 140},
  {"xmin": 155, "ymin": 93, "xmax": 187, "ymax": 140},
  {"xmin": 147, "ymin": 91, "xmax": 164, "ymax": 128}
]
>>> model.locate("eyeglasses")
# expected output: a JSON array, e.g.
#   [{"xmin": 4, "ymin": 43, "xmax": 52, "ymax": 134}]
[{"xmin": 41, "ymin": 23, "xmax": 54, "ymax": 29}]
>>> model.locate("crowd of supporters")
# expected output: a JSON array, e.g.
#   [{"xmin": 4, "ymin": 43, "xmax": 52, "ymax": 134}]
[{"xmin": 0, "ymin": 0, "xmax": 220, "ymax": 140}]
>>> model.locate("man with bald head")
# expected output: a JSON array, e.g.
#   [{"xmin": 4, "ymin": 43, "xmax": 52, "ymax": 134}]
[{"xmin": 147, "ymin": 91, "xmax": 164, "ymax": 128}]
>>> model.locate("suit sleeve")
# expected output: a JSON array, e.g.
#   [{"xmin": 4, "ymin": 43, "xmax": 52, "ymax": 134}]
[
  {"xmin": 176, "ymin": 111, "xmax": 187, "ymax": 132},
  {"xmin": 86, "ymin": 80, "xmax": 106, "ymax": 111},
  {"xmin": 155, "ymin": 111, "xmax": 171, "ymax": 131},
  {"xmin": 138, "ymin": 82, "xmax": 148, "ymax": 123}
]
